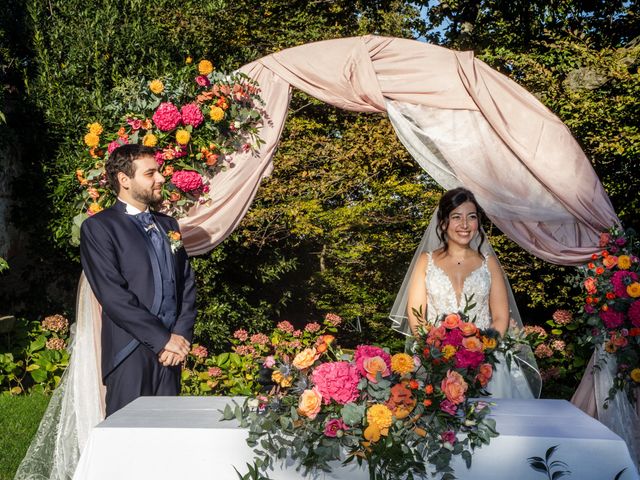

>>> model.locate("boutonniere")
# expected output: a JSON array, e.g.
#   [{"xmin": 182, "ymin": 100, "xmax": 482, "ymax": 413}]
[{"xmin": 167, "ymin": 230, "xmax": 183, "ymax": 254}]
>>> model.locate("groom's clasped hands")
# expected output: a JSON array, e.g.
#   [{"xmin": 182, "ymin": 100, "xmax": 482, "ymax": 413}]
[{"xmin": 158, "ymin": 333, "xmax": 190, "ymax": 367}]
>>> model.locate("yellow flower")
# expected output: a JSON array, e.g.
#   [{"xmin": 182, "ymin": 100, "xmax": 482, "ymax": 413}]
[
  {"xmin": 631, "ymin": 368, "xmax": 640, "ymax": 383},
  {"xmin": 176, "ymin": 129, "xmax": 191, "ymax": 145},
  {"xmin": 209, "ymin": 107, "xmax": 225, "ymax": 122},
  {"xmin": 149, "ymin": 79, "xmax": 164, "ymax": 95},
  {"xmin": 292, "ymin": 347, "xmax": 318, "ymax": 370},
  {"xmin": 618, "ymin": 255, "xmax": 632, "ymax": 270},
  {"xmin": 271, "ymin": 370, "xmax": 293, "ymax": 387},
  {"xmin": 628, "ymin": 282, "xmax": 640, "ymax": 298},
  {"xmin": 390, "ymin": 353, "xmax": 414, "ymax": 375},
  {"xmin": 185, "ymin": 55, "xmax": 193, "ymax": 64},
  {"xmin": 88, "ymin": 203, "xmax": 103, "ymax": 214},
  {"xmin": 84, "ymin": 132, "xmax": 100, "ymax": 148},
  {"xmin": 198, "ymin": 59, "xmax": 214, "ymax": 75},
  {"xmin": 87, "ymin": 122, "xmax": 103, "ymax": 135},
  {"xmin": 363, "ymin": 424, "xmax": 381, "ymax": 443},
  {"xmin": 142, "ymin": 133, "xmax": 158, "ymax": 147},
  {"xmin": 366, "ymin": 404, "xmax": 393, "ymax": 431},
  {"xmin": 442, "ymin": 344, "xmax": 457, "ymax": 359},
  {"xmin": 482, "ymin": 336, "xmax": 497, "ymax": 350}
]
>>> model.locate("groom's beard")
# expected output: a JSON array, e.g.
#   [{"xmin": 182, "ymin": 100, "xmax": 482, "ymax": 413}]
[{"xmin": 131, "ymin": 183, "xmax": 163, "ymax": 209}]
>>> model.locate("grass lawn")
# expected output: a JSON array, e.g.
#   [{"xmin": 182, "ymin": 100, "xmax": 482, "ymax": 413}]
[{"xmin": 0, "ymin": 393, "xmax": 50, "ymax": 480}]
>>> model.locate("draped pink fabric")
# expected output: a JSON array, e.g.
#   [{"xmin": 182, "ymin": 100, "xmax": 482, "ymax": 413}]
[{"xmin": 178, "ymin": 35, "xmax": 619, "ymax": 265}]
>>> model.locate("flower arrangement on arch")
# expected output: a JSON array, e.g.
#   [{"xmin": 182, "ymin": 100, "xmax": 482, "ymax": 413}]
[
  {"xmin": 224, "ymin": 311, "xmax": 501, "ymax": 480},
  {"xmin": 71, "ymin": 58, "xmax": 264, "ymax": 243},
  {"xmin": 572, "ymin": 226, "xmax": 640, "ymax": 407}
]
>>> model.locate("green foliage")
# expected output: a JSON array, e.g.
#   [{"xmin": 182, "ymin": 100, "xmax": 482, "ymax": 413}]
[
  {"xmin": 0, "ymin": 393, "xmax": 50, "ymax": 480},
  {"xmin": 0, "ymin": 317, "xmax": 70, "ymax": 395}
]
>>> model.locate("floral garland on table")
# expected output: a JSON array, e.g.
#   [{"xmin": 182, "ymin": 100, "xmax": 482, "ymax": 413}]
[
  {"xmin": 71, "ymin": 58, "xmax": 264, "ymax": 244},
  {"xmin": 224, "ymin": 312, "xmax": 501, "ymax": 480},
  {"xmin": 572, "ymin": 226, "xmax": 640, "ymax": 407}
]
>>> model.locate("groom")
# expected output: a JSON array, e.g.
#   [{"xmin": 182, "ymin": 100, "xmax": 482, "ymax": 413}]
[{"xmin": 80, "ymin": 144, "xmax": 197, "ymax": 416}]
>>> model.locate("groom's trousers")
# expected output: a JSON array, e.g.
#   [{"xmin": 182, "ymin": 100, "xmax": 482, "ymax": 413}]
[{"xmin": 104, "ymin": 344, "xmax": 180, "ymax": 417}]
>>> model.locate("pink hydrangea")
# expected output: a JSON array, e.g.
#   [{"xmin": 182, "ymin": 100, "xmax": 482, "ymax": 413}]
[
  {"xmin": 524, "ymin": 325, "xmax": 547, "ymax": 338},
  {"xmin": 42, "ymin": 314, "xmax": 69, "ymax": 334},
  {"xmin": 305, "ymin": 322, "xmax": 321, "ymax": 333},
  {"xmin": 181, "ymin": 103, "xmax": 204, "ymax": 128},
  {"xmin": 235, "ymin": 344, "xmax": 256, "ymax": 356},
  {"xmin": 171, "ymin": 170, "xmax": 204, "ymax": 193},
  {"xmin": 552, "ymin": 310, "xmax": 573, "ymax": 325},
  {"xmin": 46, "ymin": 338, "xmax": 66, "ymax": 351},
  {"xmin": 208, "ymin": 367, "xmax": 222, "ymax": 377},
  {"xmin": 442, "ymin": 329, "xmax": 464, "ymax": 347},
  {"xmin": 324, "ymin": 313, "xmax": 342, "ymax": 326},
  {"xmin": 277, "ymin": 320, "xmax": 294, "ymax": 333},
  {"xmin": 250, "ymin": 333, "xmax": 269, "ymax": 345},
  {"xmin": 534, "ymin": 344, "xmax": 553, "ymax": 359},
  {"xmin": 454, "ymin": 349, "xmax": 485, "ymax": 369},
  {"xmin": 190, "ymin": 345, "xmax": 208, "ymax": 359},
  {"xmin": 108, "ymin": 139, "xmax": 127, "ymax": 154},
  {"xmin": 354, "ymin": 345, "xmax": 391, "ymax": 378},
  {"xmin": 233, "ymin": 329, "xmax": 249, "ymax": 341},
  {"xmin": 612, "ymin": 270, "xmax": 639, "ymax": 298},
  {"xmin": 550, "ymin": 340, "xmax": 566, "ymax": 352},
  {"xmin": 152, "ymin": 102, "xmax": 182, "ymax": 131},
  {"xmin": 600, "ymin": 309, "xmax": 625, "ymax": 329},
  {"xmin": 629, "ymin": 301, "xmax": 640, "ymax": 327},
  {"xmin": 311, "ymin": 361, "xmax": 360, "ymax": 405}
]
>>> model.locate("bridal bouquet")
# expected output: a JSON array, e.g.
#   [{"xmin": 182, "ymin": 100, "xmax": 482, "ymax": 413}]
[
  {"xmin": 71, "ymin": 58, "xmax": 264, "ymax": 243},
  {"xmin": 225, "ymin": 312, "xmax": 500, "ymax": 480},
  {"xmin": 573, "ymin": 226, "xmax": 640, "ymax": 406}
]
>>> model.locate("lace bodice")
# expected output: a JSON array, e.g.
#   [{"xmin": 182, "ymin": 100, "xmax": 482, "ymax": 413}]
[{"xmin": 425, "ymin": 252, "xmax": 492, "ymax": 328}]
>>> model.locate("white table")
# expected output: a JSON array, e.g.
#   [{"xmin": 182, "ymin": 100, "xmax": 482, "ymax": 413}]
[{"xmin": 73, "ymin": 396, "xmax": 639, "ymax": 480}]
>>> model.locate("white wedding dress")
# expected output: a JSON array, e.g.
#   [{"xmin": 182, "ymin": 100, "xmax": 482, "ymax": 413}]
[{"xmin": 425, "ymin": 253, "xmax": 534, "ymax": 398}]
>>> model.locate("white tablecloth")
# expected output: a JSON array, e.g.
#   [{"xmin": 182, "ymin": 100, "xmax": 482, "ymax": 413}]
[{"xmin": 73, "ymin": 396, "xmax": 639, "ymax": 480}]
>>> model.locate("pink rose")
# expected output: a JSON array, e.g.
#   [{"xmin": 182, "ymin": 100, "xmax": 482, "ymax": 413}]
[
  {"xmin": 181, "ymin": 103, "xmax": 204, "ymax": 128},
  {"xmin": 311, "ymin": 361, "xmax": 360, "ymax": 405},
  {"xmin": 152, "ymin": 102, "xmax": 182, "ymax": 131},
  {"xmin": 195, "ymin": 75, "xmax": 210, "ymax": 87},
  {"xmin": 441, "ymin": 430, "xmax": 456, "ymax": 445},
  {"xmin": 171, "ymin": 170, "xmax": 204, "ymax": 193},
  {"xmin": 354, "ymin": 345, "xmax": 391, "ymax": 379},
  {"xmin": 439, "ymin": 399, "xmax": 458, "ymax": 415},
  {"xmin": 324, "ymin": 418, "xmax": 348, "ymax": 437}
]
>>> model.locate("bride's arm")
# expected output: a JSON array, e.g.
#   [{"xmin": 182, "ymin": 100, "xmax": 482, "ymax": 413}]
[
  {"xmin": 407, "ymin": 252, "xmax": 429, "ymax": 335},
  {"xmin": 487, "ymin": 255, "xmax": 509, "ymax": 336}
]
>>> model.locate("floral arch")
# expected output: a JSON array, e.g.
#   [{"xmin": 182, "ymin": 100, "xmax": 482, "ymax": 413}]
[{"xmin": 177, "ymin": 35, "xmax": 618, "ymax": 264}]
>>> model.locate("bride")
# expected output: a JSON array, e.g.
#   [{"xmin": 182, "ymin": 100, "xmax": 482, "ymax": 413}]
[{"xmin": 390, "ymin": 187, "xmax": 541, "ymax": 398}]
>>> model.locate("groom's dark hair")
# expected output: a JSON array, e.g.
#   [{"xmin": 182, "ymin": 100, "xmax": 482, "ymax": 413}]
[{"xmin": 106, "ymin": 144, "xmax": 157, "ymax": 194}]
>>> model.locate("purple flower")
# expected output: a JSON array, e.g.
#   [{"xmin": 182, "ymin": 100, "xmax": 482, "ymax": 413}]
[{"xmin": 440, "ymin": 399, "xmax": 458, "ymax": 416}]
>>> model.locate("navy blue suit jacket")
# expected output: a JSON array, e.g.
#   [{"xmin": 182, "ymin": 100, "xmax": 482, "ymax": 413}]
[{"xmin": 80, "ymin": 200, "xmax": 196, "ymax": 381}]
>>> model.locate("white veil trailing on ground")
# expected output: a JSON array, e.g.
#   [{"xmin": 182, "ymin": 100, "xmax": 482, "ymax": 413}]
[
  {"xmin": 14, "ymin": 275, "xmax": 104, "ymax": 480},
  {"xmin": 389, "ymin": 209, "xmax": 543, "ymax": 398}
]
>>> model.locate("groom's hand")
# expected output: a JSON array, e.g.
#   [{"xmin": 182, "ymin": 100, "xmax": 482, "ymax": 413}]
[
  {"xmin": 158, "ymin": 349, "xmax": 185, "ymax": 367},
  {"xmin": 163, "ymin": 333, "xmax": 190, "ymax": 357}
]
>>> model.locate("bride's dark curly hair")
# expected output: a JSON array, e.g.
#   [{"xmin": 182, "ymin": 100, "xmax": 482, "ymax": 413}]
[{"xmin": 436, "ymin": 187, "xmax": 486, "ymax": 253}]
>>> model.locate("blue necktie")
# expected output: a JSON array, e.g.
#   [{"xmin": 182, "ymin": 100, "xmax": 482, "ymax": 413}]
[{"xmin": 135, "ymin": 211, "xmax": 164, "ymax": 255}]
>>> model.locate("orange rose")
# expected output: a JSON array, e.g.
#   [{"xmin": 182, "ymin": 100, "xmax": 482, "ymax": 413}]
[
  {"xmin": 442, "ymin": 314, "xmax": 461, "ymax": 329},
  {"xmin": 629, "ymin": 328, "xmax": 640, "ymax": 337},
  {"xmin": 459, "ymin": 322, "xmax": 477, "ymax": 336},
  {"xmin": 292, "ymin": 347, "xmax": 318, "ymax": 370},
  {"xmin": 363, "ymin": 356, "xmax": 390, "ymax": 382},
  {"xmin": 476, "ymin": 374, "xmax": 489, "ymax": 387},
  {"xmin": 163, "ymin": 166, "xmax": 174, "ymax": 177},
  {"xmin": 424, "ymin": 384, "xmax": 434, "ymax": 395},
  {"xmin": 595, "ymin": 267, "xmax": 605, "ymax": 275},
  {"xmin": 168, "ymin": 231, "xmax": 181, "ymax": 241},
  {"xmin": 461, "ymin": 336, "xmax": 483, "ymax": 352},
  {"xmin": 479, "ymin": 363, "xmax": 493, "ymax": 380},
  {"xmin": 298, "ymin": 388, "xmax": 322, "ymax": 419},
  {"xmin": 603, "ymin": 256, "xmax": 618, "ymax": 269},
  {"xmin": 87, "ymin": 187, "xmax": 100, "ymax": 200},
  {"xmin": 423, "ymin": 399, "xmax": 432, "ymax": 407},
  {"xmin": 584, "ymin": 277, "xmax": 597, "ymax": 294},
  {"xmin": 441, "ymin": 370, "xmax": 468, "ymax": 405},
  {"xmin": 169, "ymin": 192, "xmax": 181, "ymax": 202}
]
